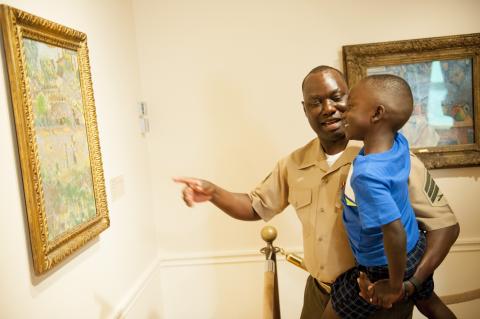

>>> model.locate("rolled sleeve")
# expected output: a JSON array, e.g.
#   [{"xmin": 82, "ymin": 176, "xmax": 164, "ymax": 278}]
[
  {"xmin": 408, "ymin": 155, "xmax": 458, "ymax": 231},
  {"xmin": 248, "ymin": 161, "xmax": 289, "ymax": 222}
]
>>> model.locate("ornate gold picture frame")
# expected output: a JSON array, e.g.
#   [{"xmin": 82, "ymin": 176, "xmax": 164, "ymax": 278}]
[
  {"xmin": 1, "ymin": 5, "xmax": 109, "ymax": 274},
  {"xmin": 343, "ymin": 33, "xmax": 480, "ymax": 169}
]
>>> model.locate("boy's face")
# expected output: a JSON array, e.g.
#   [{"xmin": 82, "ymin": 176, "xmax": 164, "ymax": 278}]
[{"xmin": 343, "ymin": 82, "xmax": 376, "ymax": 140}]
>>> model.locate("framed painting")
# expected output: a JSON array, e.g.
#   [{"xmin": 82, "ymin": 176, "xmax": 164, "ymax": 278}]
[
  {"xmin": 343, "ymin": 33, "xmax": 480, "ymax": 169},
  {"xmin": 0, "ymin": 5, "xmax": 109, "ymax": 274}
]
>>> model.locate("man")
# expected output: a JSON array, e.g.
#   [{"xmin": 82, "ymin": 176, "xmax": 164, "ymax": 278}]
[{"xmin": 174, "ymin": 66, "xmax": 459, "ymax": 318}]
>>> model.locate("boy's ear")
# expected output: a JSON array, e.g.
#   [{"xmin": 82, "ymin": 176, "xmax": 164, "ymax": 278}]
[{"xmin": 371, "ymin": 105, "xmax": 385, "ymax": 123}]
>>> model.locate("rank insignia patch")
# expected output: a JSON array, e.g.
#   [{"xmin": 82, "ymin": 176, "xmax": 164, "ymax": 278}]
[{"xmin": 424, "ymin": 172, "xmax": 447, "ymax": 206}]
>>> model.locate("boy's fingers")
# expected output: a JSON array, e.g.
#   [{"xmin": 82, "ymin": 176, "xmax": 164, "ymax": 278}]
[
  {"xmin": 357, "ymin": 274, "xmax": 370, "ymax": 300},
  {"xmin": 367, "ymin": 284, "xmax": 375, "ymax": 297}
]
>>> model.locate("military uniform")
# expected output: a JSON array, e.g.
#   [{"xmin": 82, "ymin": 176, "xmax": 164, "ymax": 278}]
[{"xmin": 249, "ymin": 137, "xmax": 457, "ymax": 319}]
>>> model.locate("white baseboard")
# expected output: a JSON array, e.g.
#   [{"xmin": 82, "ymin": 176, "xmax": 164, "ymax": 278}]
[
  {"xmin": 111, "ymin": 238, "xmax": 480, "ymax": 318},
  {"xmin": 112, "ymin": 256, "xmax": 161, "ymax": 319}
]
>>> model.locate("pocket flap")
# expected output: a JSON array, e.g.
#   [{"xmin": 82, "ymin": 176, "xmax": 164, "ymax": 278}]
[{"xmin": 290, "ymin": 189, "xmax": 312, "ymax": 209}]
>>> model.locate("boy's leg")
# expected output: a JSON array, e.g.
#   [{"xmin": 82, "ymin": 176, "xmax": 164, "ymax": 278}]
[
  {"xmin": 300, "ymin": 275, "xmax": 330, "ymax": 319},
  {"xmin": 415, "ymin": 292, "xmax": 456, "ymax": 319}
]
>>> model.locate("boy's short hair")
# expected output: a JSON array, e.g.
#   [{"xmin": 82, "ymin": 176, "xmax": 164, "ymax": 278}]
[{"xmin": 363, "ymin": 74, "xmax": 413, "ymax": 131}]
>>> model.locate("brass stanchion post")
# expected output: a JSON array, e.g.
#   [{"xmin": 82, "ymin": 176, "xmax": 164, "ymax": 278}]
[{"xmin": 260, "ymin": 226, "xmax": 281, "ymax": 319}]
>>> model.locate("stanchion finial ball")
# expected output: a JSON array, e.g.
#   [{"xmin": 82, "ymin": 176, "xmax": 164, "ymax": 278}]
[{"xmin": 261, "ymin": 225, "xmax": 277, "ymax": 243}]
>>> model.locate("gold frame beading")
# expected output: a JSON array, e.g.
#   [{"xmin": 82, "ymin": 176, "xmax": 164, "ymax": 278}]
[
  {"xmin": 1, "ymin": 5, "xmax": 109, "ymax": 274},
  {"xmin": 343, "ymin": 33, "xmax": 480, "ymax": 169}
]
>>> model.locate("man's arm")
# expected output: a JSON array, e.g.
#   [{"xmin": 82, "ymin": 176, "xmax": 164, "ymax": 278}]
[
  {"xmin": 406, "ymin": 224, "xmax": 459, "ymax": 292},
  {"xmin": 404, "ymin": 155, "xmax": 460, "ymax": 293},
  {"xmin": 174, "ymin": 177, "xmax": 261, "ymax": 221}
]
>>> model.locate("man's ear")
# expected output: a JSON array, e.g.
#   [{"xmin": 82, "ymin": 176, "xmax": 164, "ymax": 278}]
[
  {"xmin": 302, "ymin": 101, "xmax": 306, "ymax": 115},
  {"xmin": 371, "ymin": 105, "xmax": 385, "ymax": 123}
]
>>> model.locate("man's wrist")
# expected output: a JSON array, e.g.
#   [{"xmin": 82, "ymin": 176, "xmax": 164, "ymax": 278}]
[{"xmin": 408, "ymin": 276, "xmax": 422, "ymax": 293}]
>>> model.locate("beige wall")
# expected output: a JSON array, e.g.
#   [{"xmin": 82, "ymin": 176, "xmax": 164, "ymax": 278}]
[
  {"xmin": 132, "ymin": 0, "xmax": 480, "ymax": 318},
  {"xmin": 1, "ymin": 0, "xmax": 479, "ymax": 318},
  {"xmin": 0, "ymin": 0, "xmax": 159, "ymax": 318}
]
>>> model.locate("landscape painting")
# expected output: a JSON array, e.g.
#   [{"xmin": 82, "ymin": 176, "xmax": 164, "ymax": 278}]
[
  {"xmin": 1, "ymin": 5, "xmax": 109, "ymax": 274},
  {"xmin": 24, "ymin": 38, "xmax": 97, "ymax": 241}
]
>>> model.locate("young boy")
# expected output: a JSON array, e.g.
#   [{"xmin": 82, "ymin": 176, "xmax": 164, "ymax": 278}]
[{"xmin": 321, "ymin": 74, "xmax": 455, "ymax": 319}]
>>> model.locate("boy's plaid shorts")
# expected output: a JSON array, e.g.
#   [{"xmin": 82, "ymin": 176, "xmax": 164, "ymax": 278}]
[{"xmin": 331, "ymin": 232, "xmax": 433, "ymax": 319}]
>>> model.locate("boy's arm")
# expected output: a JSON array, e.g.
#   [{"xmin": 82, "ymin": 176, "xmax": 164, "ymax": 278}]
[
  {"xmin": 367, "ymin": 220, "xmax": 406, "ymax": 308},
  {"xmin": 382, "ymin": 219, "xmax": 407, "ymax": 291}
]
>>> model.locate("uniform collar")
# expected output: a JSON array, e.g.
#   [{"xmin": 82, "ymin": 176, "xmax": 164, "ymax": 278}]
[{"xmin": 298, "ymin": 138, "xmax": 362, "ymax": 172}]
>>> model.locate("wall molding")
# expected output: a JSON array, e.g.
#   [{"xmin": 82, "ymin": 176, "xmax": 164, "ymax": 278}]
[
  {"xmin": 158, "ymin": 247, "xmax": 304, "ymax": 268},
  {"xmin": 158, "ymin": 238, "xmax": 480, "ymax": 268},
  {"xmin": 450, "ymin": 237, "xmax": 480, "ymax": 253}
]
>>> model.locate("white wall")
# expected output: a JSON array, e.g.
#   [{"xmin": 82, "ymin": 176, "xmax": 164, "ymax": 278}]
[
  {"xmin": 131, "ymin": 0, "xmax": 480, "ymax": 318},
  {"xmin": 0, "ymin": 1, "xmax": 159, "ymax": 318}
]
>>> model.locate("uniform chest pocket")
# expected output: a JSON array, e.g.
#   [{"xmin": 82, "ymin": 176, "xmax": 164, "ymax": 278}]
[
  {"xmin": 289, "ymin": 189, "xmax": 314, "ymax": 238},
  {"xmin": 289, "ymin": 189, "xmax": 312, "ymax": 210}
]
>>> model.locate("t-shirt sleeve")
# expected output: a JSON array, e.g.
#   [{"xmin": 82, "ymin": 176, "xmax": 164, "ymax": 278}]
[
  {"xmin": 353, "ymin": 170, "xmax": 401, "ymax": 229},
  {"xmin": 248, "ymin": 160, "xmax": 289, "ymax": 222},
  {"xmin": 408, "ymin": 154, "xmax": 458, "ymax": 231}
]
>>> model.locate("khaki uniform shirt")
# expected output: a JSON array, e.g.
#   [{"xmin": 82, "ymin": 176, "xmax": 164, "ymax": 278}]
[{"xmin": 249, "ymin": 138, "xmax": 458, "ymax": 284}]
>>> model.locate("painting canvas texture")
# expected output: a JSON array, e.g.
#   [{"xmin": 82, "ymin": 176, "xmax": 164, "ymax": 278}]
[{"xmin": 24, "ymin": 39, "xmax": 97, "ymax": 241}]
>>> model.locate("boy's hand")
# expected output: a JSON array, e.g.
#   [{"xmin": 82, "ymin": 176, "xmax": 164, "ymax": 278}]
[
  {"xmin": 357, "ymin": 271, "xmax": 374, "ymax": 301},
  {"xmin": 369, "ymin": 279, "xmax": 403, "ymax": 308},
  {"xmin": 173, "ymin": 177, "xmax": 216, "ymax": 207}
]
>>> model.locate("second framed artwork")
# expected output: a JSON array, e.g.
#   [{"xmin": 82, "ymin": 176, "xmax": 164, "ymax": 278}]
[{"xmin": 343, "ymin": 33, "xmax": 480, "ymax": 169}]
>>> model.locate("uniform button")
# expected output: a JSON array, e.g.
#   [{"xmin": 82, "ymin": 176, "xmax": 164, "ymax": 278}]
[
  {"xmin": 320, "ymin": 265, "xmax": 324, "ymax": 270},
  {"xmin": 318, "ymin": 236, "xmax": 323, "ymax": 242},
  {"xmin": 320, "ymin": 208, "xmax": 325, "ymax": 213}
]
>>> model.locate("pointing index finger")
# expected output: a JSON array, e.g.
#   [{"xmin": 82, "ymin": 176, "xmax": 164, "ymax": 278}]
[{"xmin": 173, "ymin": 177, "xmax": 202, "ymax": 187}]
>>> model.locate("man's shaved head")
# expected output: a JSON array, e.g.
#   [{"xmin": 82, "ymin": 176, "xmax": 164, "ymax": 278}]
[{"xmin": 302, "ymin": 65, "xmax": 345, "ymax": 91}]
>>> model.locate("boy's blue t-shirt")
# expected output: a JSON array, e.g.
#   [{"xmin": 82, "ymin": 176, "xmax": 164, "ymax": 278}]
[{"xmin": 343, "ymin": 133, "xmax": 419, "ymax": 266}]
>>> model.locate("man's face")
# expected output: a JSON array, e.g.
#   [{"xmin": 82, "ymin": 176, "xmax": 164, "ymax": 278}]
[
  {"xmin": 302, "ymin": 71, "xmax": 348, "ymax": 143},
  {"xmin": 343, "ymin": 82, "xmax": 374, "ymax": 141}
]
